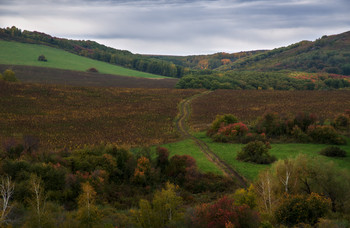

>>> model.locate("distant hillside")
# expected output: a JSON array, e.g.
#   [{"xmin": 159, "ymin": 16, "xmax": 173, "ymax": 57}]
[
  {"xmin": 148, "ymin": 50, "xmax": 266, "ymax": 71},
  {"xmin": 224, "ymin": 31, "xmax": 350, "ymax": 75},
  {"xmin": 0, "ymin": 26, "xmax": 185, "ymax": 77},
  {"xmin": 0, "ymin": 40, "xmax": 166, "ymax": 79}
]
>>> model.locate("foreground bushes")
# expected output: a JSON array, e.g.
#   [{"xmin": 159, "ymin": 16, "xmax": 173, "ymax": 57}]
[
  {"xmin": 190, "ymin": 196, "xmax": 260, "ymax": 228},
  {"xmin": 208, "ymin": 112, "xmax": 347, "ymax": 145},
  {"xmin": 307, "ymin": 125, "xmax": 346, "ymax": 145}
]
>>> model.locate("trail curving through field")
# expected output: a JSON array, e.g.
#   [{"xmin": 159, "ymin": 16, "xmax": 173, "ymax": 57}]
[{"xmin": 176, "ymin": 91, "xmax": 248, "ymax": 188}]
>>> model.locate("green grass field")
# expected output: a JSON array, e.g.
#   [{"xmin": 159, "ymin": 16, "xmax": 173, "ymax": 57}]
[
  {"xmin": 0, "ymin": 40, "xmax": 164, "ymax": 78},
  {"xmin": 149, "ymin": 133, "xmax": 350, "ymax": 179},
  {"xmin": 192, "ymin": 132, "xmax": 350, "ymax": 181}
]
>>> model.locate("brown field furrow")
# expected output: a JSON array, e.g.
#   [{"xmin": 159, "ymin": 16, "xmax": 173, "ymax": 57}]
[
  {"xmin": 0, "ymin": 81, "xmax": 199, "ymax": 149},
  {"xmin": 190, "ymin": 90, "xmax": 350, "ymax": 130}
]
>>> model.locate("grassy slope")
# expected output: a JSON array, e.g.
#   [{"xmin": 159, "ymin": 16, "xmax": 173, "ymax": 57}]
[{"xmin": 0, "ymin": 40, "xmax": 165, "ymax": 78}]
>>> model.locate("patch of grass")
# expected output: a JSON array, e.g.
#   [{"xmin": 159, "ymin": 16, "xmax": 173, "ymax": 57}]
[
  {"xmin": 159, "ymin": 139, "xmax": 223, "ymax": 175},
  {"xmin": 0, "ymin": 40, "xmax": 165, "ymax": 78},
  {"xmin": 193, "ymin": 132, "xmax": 350, "ymax": 181}
]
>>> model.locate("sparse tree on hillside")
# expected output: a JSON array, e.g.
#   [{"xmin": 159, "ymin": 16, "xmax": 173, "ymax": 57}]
[
  {"xmin": 3, "ymin": 69, "xmax": 18, "ymax": 82},
  {"xmin": 37, "ymin": 55, "xmax": 47, "ymax": 62}
]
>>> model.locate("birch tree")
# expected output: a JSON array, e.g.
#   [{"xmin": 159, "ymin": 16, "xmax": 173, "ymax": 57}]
[
  {"xmin": 0, "ymin": 175, "xmax": 15, "ymax": 225},
  {"xmin": 255, "ymin": 170, "xmax": 275, "ymax": 213}
]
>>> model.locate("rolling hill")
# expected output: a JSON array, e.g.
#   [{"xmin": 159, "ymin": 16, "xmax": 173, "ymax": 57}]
[
  {"xmin": 223, "ymin": 30, "xmax": 350, "ymax": 75},
  {"xmin": 0, "ymin": 40, "xmax": 165, "ymax": 79},
  {"xmin": 0, "ymin": 26, "xmax": 185, "ymax": 78}
]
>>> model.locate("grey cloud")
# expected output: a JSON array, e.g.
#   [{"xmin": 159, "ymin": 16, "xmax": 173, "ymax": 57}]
[{"xmin": 0, "ymin": 0, "xmax": 349, "ymax": 54}]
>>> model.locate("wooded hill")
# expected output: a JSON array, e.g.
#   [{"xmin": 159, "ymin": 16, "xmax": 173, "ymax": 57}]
[
  {"xmin": 222, "ymin": 31, "xmax": 350, "ymax": 75},
  {"xmin": 151, "ymin": 31, "xmax": 350, "ymax": 76}
]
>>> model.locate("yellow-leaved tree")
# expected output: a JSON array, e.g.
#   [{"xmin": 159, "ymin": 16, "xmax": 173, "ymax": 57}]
[
  {"xmin": 76, "ymin": 182, "xmax": 101, "ymax": 228},
  {"xmin": 131, "ymin": 182, "xmax": 184, "ymax": 228}
]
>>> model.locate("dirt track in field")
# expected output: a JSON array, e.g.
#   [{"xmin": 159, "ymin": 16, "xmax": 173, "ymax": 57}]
[{"xmin": 176, "ymin": 91, "xmax": 248, "ymax": 188}]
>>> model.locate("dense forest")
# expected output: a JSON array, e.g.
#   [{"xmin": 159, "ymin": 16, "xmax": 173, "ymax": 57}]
[{"xmin": 0, "ymin": 26, "xmax": 185, "ymax": 78}]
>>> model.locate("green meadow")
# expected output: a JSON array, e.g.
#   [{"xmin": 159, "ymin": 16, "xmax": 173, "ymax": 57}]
[
  {"xmin": 162, "ymin": 132, "xmax": 350, "ymax": 181},
  {"xmin": 0, "ymin": 40, "xmax": 165, "ymax": 78}
]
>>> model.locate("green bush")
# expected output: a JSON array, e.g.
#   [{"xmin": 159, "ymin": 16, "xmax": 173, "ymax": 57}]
[
  {"xmin": 237, "ymin": 141, "xmax": 276, "ymax": 164},
  {"xmin": 291, "ymin": 125, "xmax": 310, "ymax": 143},
  {"xmin": 319, "ymin": 146, "xmax": 346, "ymax": 157},
  {"xmin": 38, "ymin": 54, "xmax": 47, "ymax": 62},
  {"xmin": 275, "ymin": 193, "xmax": 331, "ymax": 226},
  {"xmin": 333, "ymin": 114, "xmax": 349, "ymax": 130},
  {"xmin": 307, "ymin": 125, "xmax": 346, "ymax": 145}
]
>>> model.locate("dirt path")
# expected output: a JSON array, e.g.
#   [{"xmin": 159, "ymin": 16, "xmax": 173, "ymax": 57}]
[{"xmin": 176, "ymin": 91, "xmax": 248, "ymax": 188}]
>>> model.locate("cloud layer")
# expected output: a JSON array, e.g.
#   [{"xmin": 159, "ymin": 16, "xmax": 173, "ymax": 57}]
[{"xmin": 1, "ymin": 0, "xmax": 350, "ymax": 55}]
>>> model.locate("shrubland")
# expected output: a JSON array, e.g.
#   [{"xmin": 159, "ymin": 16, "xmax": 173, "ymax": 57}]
[{"xmin": 0, "ymin": 141, "xmax": 236, "ymax": 227}]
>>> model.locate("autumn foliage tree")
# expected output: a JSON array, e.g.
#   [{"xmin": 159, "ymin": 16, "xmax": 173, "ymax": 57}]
[
  {"xmin": 207, "ymin": 114, "xmax": 238, "ymax": 136},
  {"xmin": 191, "ymin": 196, "xmax": 260, "ymax": 228},
  {"xmin": 76, "ymin": 182, "xmax": 100, "ymax": 228},
  {"xmin": 166, "ymin": 155, "xmax": 197, "ymax": 185},
  {"xmin": 274, "ymin": 193, "xmax": 331, "ymax": 226}
]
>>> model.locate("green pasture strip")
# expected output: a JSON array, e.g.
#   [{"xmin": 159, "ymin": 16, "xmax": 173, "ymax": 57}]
[
  {"xmin": 132, "ymin": 139, "xmax": 223, "ymax": 175},
  {"xmin": 160, "ymin": 139, "xmax": 223, "ymax": 175},
  {"xmin": 0, "ymin": 40, "xmax": 165, "ymax": 78},
  {"xmin": 193, "ymin": 132, "xmax": 350, "ymax": 181}
]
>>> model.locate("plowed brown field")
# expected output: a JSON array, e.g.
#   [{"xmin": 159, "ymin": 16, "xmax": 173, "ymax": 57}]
[
  {"xmin": 0, "ymin": 81, "xmax": 198, "ymax": 149},
  {"xmin": 190, "ymin": 90, "xmax": 350, "ymax": 130}
]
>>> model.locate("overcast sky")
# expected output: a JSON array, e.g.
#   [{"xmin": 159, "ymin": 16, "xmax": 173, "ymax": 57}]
[{"xmin": 1, "ymin": 0, "xmax": 350, "ymax": 55}]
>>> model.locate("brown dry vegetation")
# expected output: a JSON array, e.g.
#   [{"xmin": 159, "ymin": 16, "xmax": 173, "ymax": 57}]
[
  {"xmin": 190, "ymin": 90, "xmax": 350, "ymax": 130},
  {"xmin": 0, "ymin": 81, "xmax": 199, "ymax": 149},
  {"xmin": 0, "ymin": 64, "xmax": 178, "ymax": 88}
]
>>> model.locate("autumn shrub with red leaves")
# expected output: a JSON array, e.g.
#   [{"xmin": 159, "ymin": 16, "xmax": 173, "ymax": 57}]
[
  {"xmin": 214, "ymin": 122, "xmax": 249, "ymax": 142},
  {"xmin": 191, "ymin": 196, "xmax": 260, "ymax": 228}
]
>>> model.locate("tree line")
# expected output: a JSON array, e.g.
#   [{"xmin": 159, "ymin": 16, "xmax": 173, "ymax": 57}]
[{"xmin": 176, "ymin": 71, "xmax": 350, "ymax": 90}]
